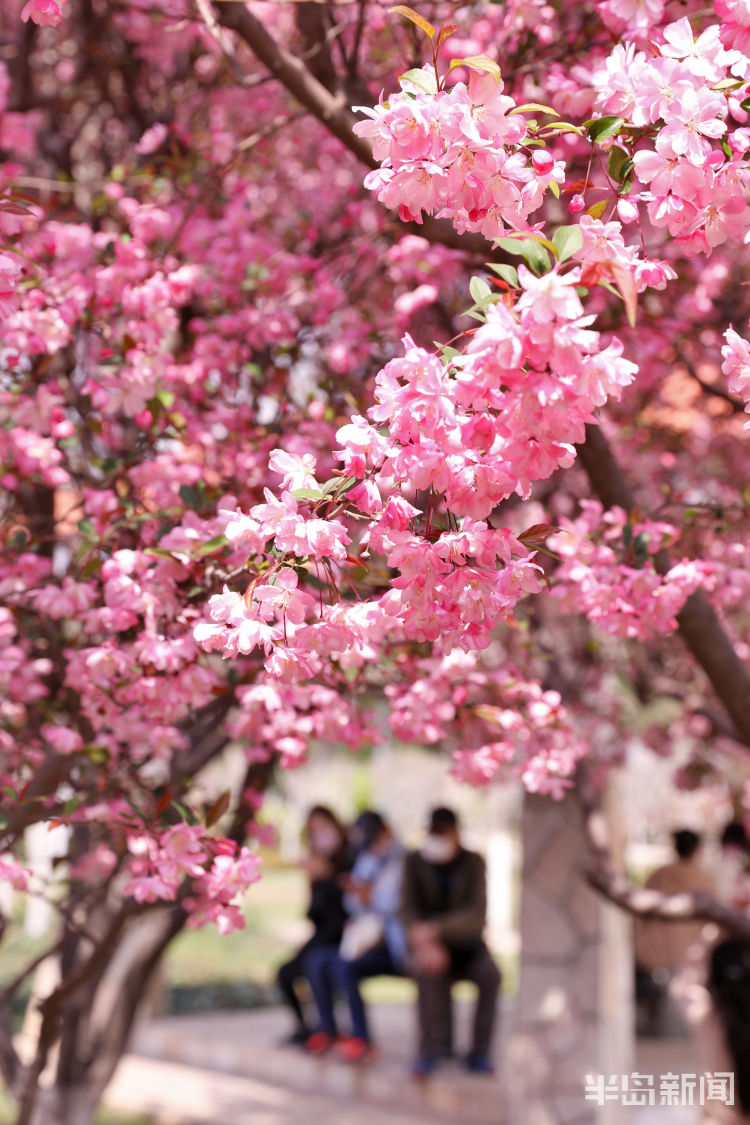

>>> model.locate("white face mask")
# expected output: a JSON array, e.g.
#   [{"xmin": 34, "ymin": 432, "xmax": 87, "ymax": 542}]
[
  {"xmin": 421, "ymin": 834, "xmax": 457, "ymax": 865},
  {"xmin": 309, "ymin": 827, "xmax": 342, "ymax": 857}
]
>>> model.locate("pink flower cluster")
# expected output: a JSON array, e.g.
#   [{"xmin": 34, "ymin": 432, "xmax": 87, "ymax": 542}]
[
  {"xmin": 123, "ymin": 824, "xmax": 260, "ymax": 934},
  {"xmin": 385, "ymin": 650, "xmax": 587, "ymax": 795},
  {"xmin": 354, "ymin": 70, "xmax": 564, "ymax": 239},
  {"xmin": 549, "ymin": 501, "xmax": 715, "ymax": 638},
  {"xmin": 196, "ymin": 256, "xmax": 637, "ymax": 673},
  {"xmin": 227, "ymin": 682, "xmax": 376, "ymax": 769},
  {"xmin": 722, "ymin": 324, "xmax": 750, "ymax": 425},
  {"xmin": 594, "ymin": 17, "xmax": 750, "ymax": 253}
]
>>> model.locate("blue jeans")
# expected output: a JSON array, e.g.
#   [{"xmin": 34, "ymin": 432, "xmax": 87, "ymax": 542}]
[{"xmin": 304, "ymin": 944, "xmax": 399, "ymax": 1042}]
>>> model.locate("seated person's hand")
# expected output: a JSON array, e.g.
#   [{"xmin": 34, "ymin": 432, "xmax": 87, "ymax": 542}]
[
  {"xmin": 409, "ymin": 921, "xmax": 441, "ymax": 946},
  {"xmin": 413, "ymin": 938, "xmax": 450, "ymax": 976},
  {"xmin": 339, "ymin": 874, "xmax": 373, "ymax": 904}
]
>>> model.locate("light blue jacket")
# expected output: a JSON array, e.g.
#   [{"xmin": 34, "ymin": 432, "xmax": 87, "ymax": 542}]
[{"xmin": 345, "ymin": 840, "xmax": 408, "ymax": 969}]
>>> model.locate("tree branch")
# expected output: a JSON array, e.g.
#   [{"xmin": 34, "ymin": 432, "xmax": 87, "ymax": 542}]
[
  {"xmin": 212, "ymin": 0, "xmax": 507, "ymax": 258},
  {"xmin": 674, "ymin": 346, "xmax": 745, "ymax": 414},
  {"xmin": 577, "ymin": 769, "xmax": 750, "ymax": 937},
  {"xmin": 576, "ymin": 423, "xmax": 750, "ymax": 748}
]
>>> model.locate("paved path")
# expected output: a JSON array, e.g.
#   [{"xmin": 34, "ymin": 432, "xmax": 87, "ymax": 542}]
[
  {"xmin": 102, "ymin": 1005, "xmax": 704, "ymax": 1125},
  {"xmin": 106, "ymin": 1055, "xmax": 441, "ymax": 1125}
]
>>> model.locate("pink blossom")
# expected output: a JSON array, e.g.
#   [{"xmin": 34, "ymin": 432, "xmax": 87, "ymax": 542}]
[
  {"xmin": 659, "ymin": 87, "xmax": 727, "ymax": 165},
  {"xmin": 253, "ymin": 568, "xmax": 315, "ymax": 625},
  {"xmin": 21, "ymin": 0, "xmax": 63, "ymax": 26},
  {"xmin": 42, "ymin": 725, "xmax": 84, "ymax": 754}
]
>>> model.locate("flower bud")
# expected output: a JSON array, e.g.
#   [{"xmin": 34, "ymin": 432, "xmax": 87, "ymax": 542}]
[
  {"xmin": 531, "ymin": 150, "xmax": 555, "ymax": 175},
  {"xmin": 616, "ymin": 198, "xmax": 639, "ymax": 224}
]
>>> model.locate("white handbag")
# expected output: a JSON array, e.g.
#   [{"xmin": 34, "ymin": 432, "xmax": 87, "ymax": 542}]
[{"xmin": 339, "ymin": 913, "xmax": 385, "ymax": 961}]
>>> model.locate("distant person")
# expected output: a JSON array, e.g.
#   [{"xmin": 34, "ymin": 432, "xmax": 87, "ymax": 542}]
[
  {"xmin": 719, "ymin": 820, "xmax": 750, "ymax": 910},
  {"xmin": 635, "ymin": 830, "xmax": 714, "ymax": 976},
  {"xmin": 276, "ymin": 806, "xmax": 350, "ymax": 1046},
  {"xmin": 707, "ymin": 938, "xmax": 750, "ymax": 1123},
  {"xmin": 401, "ymin": 807, "xmax": 500, "ymax": 1077},
  {"xmin": 634, "ymin": 829, "xmax": 714, "ymax": 1036},
  {"xmin": 305, "ymin": 810, "xmax": 407, "ymax": 1062}
]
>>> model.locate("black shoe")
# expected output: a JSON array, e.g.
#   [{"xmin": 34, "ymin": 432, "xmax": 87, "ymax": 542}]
[{"xmin": 281, "ymin": 1028, "xmax": 310, "ymax": 1047}]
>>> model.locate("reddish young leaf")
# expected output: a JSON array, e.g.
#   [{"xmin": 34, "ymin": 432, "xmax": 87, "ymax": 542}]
[
  {"xmin": 435, "ymin": 23, "xmax": 458, "ymax": 51},
  {"xmin": 205, "ymin": 790, "xmax": 231, "ymax": 828}
]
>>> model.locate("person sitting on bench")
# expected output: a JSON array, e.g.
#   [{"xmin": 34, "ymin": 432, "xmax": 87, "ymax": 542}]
[{"xmin": 401, "ymin": 806, "xmax": 501, "ymax": 1077}]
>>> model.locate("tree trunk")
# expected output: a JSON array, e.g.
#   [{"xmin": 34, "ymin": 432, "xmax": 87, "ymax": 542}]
[
  {"xmin": 24, "ymin": 1086, "xmax": 99, "ymax": 1125},
  {"xmin": 507, "ymin": 789, "xmax": 633, "ymax": 1125}
]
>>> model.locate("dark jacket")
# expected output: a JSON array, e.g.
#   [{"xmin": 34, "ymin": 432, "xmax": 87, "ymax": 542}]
[
  {"xmin": 307, "ymin": 875, "xmax": 348, "ymax": 946},
  {"xmin": 400, "ymin": 847, "xmax": 487, "ymax": 947}
]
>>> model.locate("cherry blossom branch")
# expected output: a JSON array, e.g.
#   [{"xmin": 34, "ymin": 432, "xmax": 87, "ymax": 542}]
[
  {"xmin": 577, "ymin": 768, "xmax": 750, "ymax": 936},
  {"xmin": 212, "ymin": 0, "xmax": 505, "ymax": 258},
  {"xmin": 576, "ymin": 423, "xmax": 750, "ymax": 748}
]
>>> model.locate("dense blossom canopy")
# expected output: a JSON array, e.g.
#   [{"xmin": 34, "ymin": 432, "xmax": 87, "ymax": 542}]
[{"xmin": 2, "ymin": 0, "xmax": 750, "ymax": 924}]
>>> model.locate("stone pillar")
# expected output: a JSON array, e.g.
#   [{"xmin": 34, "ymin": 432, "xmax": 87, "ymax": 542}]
[{"xmin": 505, "ymin": 790, "xmax": 633, "ymax": 1125}]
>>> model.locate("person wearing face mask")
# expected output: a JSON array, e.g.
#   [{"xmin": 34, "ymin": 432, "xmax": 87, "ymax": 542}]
[
  {"xmin": 401, "ymin": 807, "xmax": 501, "ymax": 1078},
  {"xmin": 275, "ymin": 806, "xmax": 351, "ymax": 1046},
  {"xmin": 304, "ymin": 810, "xmax": 408, "ymax": 1062}
]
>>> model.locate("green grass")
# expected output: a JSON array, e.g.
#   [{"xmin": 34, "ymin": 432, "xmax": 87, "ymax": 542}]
[{"xmin": 165, "ymin": 865, "xmax": 307, "ymax": 988}]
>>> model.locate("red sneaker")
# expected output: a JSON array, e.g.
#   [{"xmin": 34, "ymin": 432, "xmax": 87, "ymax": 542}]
[
  {"xmin": 306, "ymin": 1031, "xmax": 337, "ymax": 1055},
  {"xmin": 337, "ymin": 1037, "xmax": 377, "ymax": 1063}
]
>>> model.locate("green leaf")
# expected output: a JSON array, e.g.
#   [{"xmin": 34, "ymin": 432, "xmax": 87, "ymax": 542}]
[
  {"xmin": 713, "ymin": 76, "xmax": 743, "ymax": 90},
  {"xmin": 291, "ymin": 488, "xmax": 325, "ymax": 502},
  {"xmin": 389, "ymin": 5, "xmax": 436, "ymax": 39},
  {"xmin": 586, "ymin": 116, "xmax": 626, "ymax": 143},
  {"xmin": 179, "ymin": 484, "xmax": 199, "ymax": 506},
  {"xmin": 469, "ymin": 275, "xmax": 493, "ymax": 304},
  {"xmin": 83, "ymin": 744, "xmax": 109, "ymax": 763},
  {"xmin": 77, "ymin": 518, "xmax": 95, "ymax": 538},
  {"xmin": 487, "ymin": 262, "xmax": 519, "ymax": 287},
  {"xmin": 144, "ymin": 546, "xmax": 181, "ymax": 561},
  {"xmin": 607, "ymin": 144, "xmax": 630, "ymax": 183},
  {"xmin": 585, "ymin": 199, "xmax": 608, "ymax": 220},
  {"xmin": 450, "ymin": 55, "xmax": 502, "ymax": 82},
  {"xmin": 435, "ymin": 343, "xmax": 461, "ymax": 360},
  {"xmin": 495, "ymin": 236, "xmax": 551, "ymax": 275},
  {"xmin": 333, "ymin": 475, "xmax": 357, "ymax": 495},
  {"xmin": 195, "ymin": 534, "xmax": 229, "ymax": 558},
  {"xmin": 549, "ymin": 180, "xmax": 560, "ymax": 199},
  {"xmin": 510, "ymin": 102, "xmax": 559, "ymax": 117},
  {"xmin": 173, "ymin": 800, "xmax": 200, "ymax": 826},
  {"xmin": 399, "ymin": 67, "xmax": 438, "ymax": 96},
  {"xmin": 552, "ymin": 225, "xmax": 584, "ymax": 263},
  {"xmin": 540, "ymin": 122, "xmax": 584, "ymax": 136}
]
